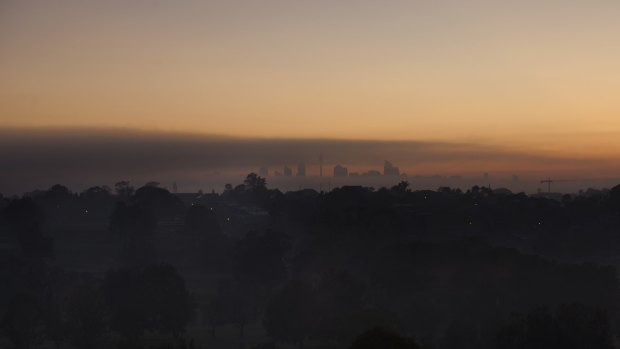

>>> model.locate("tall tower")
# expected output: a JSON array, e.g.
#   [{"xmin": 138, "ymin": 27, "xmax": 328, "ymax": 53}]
[
  {"xmin": 259, "ymin": 165, "xmax": 268, "ymax": 177},
  {"xmin": 283, "ymin": 166, "xmax": 293, "ymax": 176},
  {"xmin": 319, "ymin": 154, "xmax": 323, "ymax": 178},
  {"xmin": 297, "ymin": 163, "xmax": 306, "ymax": 177}
]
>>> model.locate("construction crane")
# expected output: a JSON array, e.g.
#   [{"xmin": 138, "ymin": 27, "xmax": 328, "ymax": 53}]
[
  {"xmin": 540, "ymin": 178, "xmax": 553, "ymax": 193},
  {"xmin": 539, "ymin": 178, "xmax": 579, "ymax": 193}
]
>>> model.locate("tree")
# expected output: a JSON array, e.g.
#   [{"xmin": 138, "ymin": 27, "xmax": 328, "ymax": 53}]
[
  {"xmin": 252, "ymin": 343, "xmax": 280, "ymax": 349},
  {"xmin": 45, "ymin": 184, "xmax": 72, "ymax": 201},
  {"xmin": 103, "ymin": 264, "xmax": 192, "ymax": 346},
  {"xmin": 244, "ymin": 173, "xmax": 267, "ymax": 192},
  {"xmin": 205, "ymin": 278, "xmax": 257, "ymax": 338},
  {"xmin": 109, "ymin": 202, "xmax": 157, "ymax": 264},
  {"xmin": 204, "ymin": 297, "xmax": 226, "ymax": 338},
  {"xmin": 115, "ymin": 181, "xmax": 135, "ymax": 198},
  {"xmin": 81, "ymin": 186, "xmax": 112, "ymax": 199},
  {"xmin": 80, "ymin": 186, "xmax": 114, "ymax": 221},
  {"xmin": 313, "ymin": 271, "xmax": 365, "ymax": 343},
  {"xmin": 349, "ymin": 327, "xmax": 420, "ymax": 349},
  {"xmin": 65, "ymin": 278, "xmax": 109, "ymax": 349},
  {"xmin": 103, "ymin": 267, "xmax": 149, "ymax": 346},
  {"xmin": 1, "ymin": 293, "xmax": 44, "ymax": 349},
  {"xmin": 4, "ymin": 197, "xmax": 52, "ymax": 260},
  {"xmin": 264, "ymin": 280, "xmax": 315, "ymax": 347},
  {"xmin": 391, "ymin": 181, "xmax": 410, "ymax": 194},
  {"xmin": 233, "ymin": 230, "xmax": 291, "ymax": 285},
  {"xmin": 142, "ymin": 264, "xmax": 193, "ymax": 339},
  {"xmin": 184, "ymin": 204, "xmax": 220, "ymax": 234},
  {"xmin": 132, "ymin": 185, "xmax": 184, "ymax": 218},
  {"xmin": 441, "ymin": 320, "xmax": 480, "ymax": 349},
  {"xmin": 495, "ymin": 304, "xmax": 614, "ymax": 349}
]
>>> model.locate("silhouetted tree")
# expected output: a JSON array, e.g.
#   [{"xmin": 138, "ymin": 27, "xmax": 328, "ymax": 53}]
[
  {"xmin": 64, "ymin": 278, "xmax": 109, "ymax": 349},
  {"xmin": 132, "ymin": 185, "xmax": 184, "ymax": 218},
  {"xmin": 205, "ymin": 278, "xmax": 257, "ymax": 338},
  {"xmin": 313, "ymin": 270, "xmax": 366, "ymax": 343},
  {"xmin": 244, "ymin": 173, "xmax": 267, "ymax": 192},
  {"xmin": 80, "ymin": 186, "xmax": 114, "ymax": 221},
  {"xmin": 391, "ymin": 181, "xmax": 410, "ymax": 194},
  {"xmin": 184, "ymin": 204, "xmax": 220, "ymax": 234},
  {"xmin": 143, "ymin": 264, "xmax": 193, "ymax": 339},
  {"xmin": 1, "ymin": 293, "xmax": 44, "ymax": 349},
  {"xmin": 204, "ymin": 297, "xmax": 226, "ymax": 338},
  {"xmin": 115, "ymin": 181, "xmax": 135, "ymax": 199},
  {"xmin": 264, "ymin": 280, "xmax": 315, "ymax": 347},
  {"xmin": 496, "ymin": 303, "xmax": 614, "ymax": 349},
  {"xmin": 109, "ymin": 202, "xmax": 157, "ymax": 264},
  {"xmin": 45, "ymin": 184, "xmax": 72, "ymax": 201},
  {"xmin": 82, "ymin": 185, "xmax": 112, "ymax": 199},
  {"xmin": 251, "ymin": 343, "xmax": 281, "ymax": 349},
  {"xmin": 349, "ymin": 327, "xmax": 420, "ymax": 349},
  {"xmin": 441, "ymin": 320, "xmax": 480, "ymax": 349},
  {"xmin": 103, "ymin": 264, "xmax": 192, "ymax": 347},
  {"xmin": 103, "ymin": 267, "xmax": 149, "ymax": 347},
  {"xmin": 3, "ymin": 197, "xmax": 52, "ymax": 260},
  {"xmin": 233, "ymin": 230, "xmax": 291, "ymax": 285}
]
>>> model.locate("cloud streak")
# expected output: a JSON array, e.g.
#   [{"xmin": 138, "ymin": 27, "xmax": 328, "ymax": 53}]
[{"xmin": 0, "ymin": 127, "xmax": 613, "ymax": 195}]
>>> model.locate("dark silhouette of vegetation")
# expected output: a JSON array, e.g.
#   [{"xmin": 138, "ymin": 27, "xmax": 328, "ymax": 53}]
[
  {"xmin": 264, "ymin": 280, "xmax": 315, "ymax": 348},
  {"xmin": 4, "ymin": 197, "xmax": 52, "ymax": 260},
  {"xmin": 349, "ymin": 327, "xmax": 420, "ymax": 349},
  {"xmin": 233, "ymin": 229, "xmax": 291, "ymax": 285},
  {"xmin": 496, "ymin": 303, "xmax": 614, "ymax": 349},
  {"xmin": 184, "ymin": 204, "xmax": 220, "ymax": 234},
  {"xmin": 3, "ymin": 177, "xmax": 620, "ymax": 348},
  {"xmin": 103, "ymin": 264, "xmax": 192, "ymax": 347}
]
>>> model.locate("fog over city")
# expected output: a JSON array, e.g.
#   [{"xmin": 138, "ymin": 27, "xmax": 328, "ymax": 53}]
[{"xmin": 1, "ymin": 128, "xmax": 617, "ymax": 196}]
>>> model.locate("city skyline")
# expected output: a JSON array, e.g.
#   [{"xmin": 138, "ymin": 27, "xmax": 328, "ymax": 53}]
[
  {"xmin": 2, "ymin": 2, "xmax": 620, "ymax": 348},
  {"xmin": 2, "ymin": 1, "xmax": 620, "ymax": 193}
]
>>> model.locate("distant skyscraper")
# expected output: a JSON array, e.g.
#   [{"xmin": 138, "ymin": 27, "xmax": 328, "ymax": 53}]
[
  {"xmin": 283, "ymin": 166, "xmax": 293, "ymax": 176},
  {"xmin": 384, "ymin": 160, "xmax": 400, "ymax": 176},
  {"xmin": 297, "ymin": 163, "xmax": 306, "ymax": 177},
  {"xmin": 319, "ymin": 154, "xmax": 323, "ymax": 178},
  {"xmin": 333, "ymin": 164, "xmax": 348, "ymax": 177},
  {"xmin": 512, "ymin": 174, "xmax": 519, "ymax": 182},
  {"xmin": 259, "ymin": 165, "xmax": 268, "ymax": 177},
  {"xmin": 484, "ymin": 172, "xmax": 490, "ymax": 181},
  {"xmin": 362, "ymin": 170, "xmax": 381, "ymax": 177}
]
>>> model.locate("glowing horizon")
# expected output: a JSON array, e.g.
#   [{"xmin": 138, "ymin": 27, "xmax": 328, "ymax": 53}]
[{"xmin": 2, "ymin": 0, "xmax": 620, "ymax": 166}]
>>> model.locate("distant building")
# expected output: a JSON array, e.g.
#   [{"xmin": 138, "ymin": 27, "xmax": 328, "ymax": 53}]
[
  {"xmin": 384, "ymin": 161, "xmax": 400, "ymax": 176},
  {"xmin": 283, "ymin": 166, "xmax": 293, "ymax": 176},
  {"xmin": 259, "ymin": 165, "xmax": 269, "ymax": 177},
  {"xmin": 333, "ymin": 164, "xmax": 348, "ymax": 177},
  {"xmin": 512, "ymin": 174, "xmax": 519, "ymax": 182},
  {"xmin": 484, "ymin": 172, "xmax": 490, "ymax": 181},
  {"xmin": 362, "ymin": 170, "xmax": 381, "ymax": 177},
  {"xmin": 297, "ymin": 163, "xmax": 306, "ymax": 177}
]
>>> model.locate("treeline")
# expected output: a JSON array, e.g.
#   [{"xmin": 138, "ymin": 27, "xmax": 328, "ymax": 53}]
[{"xmin": 1, "ymin": 175, "xmax": 620, "ymax": 348}]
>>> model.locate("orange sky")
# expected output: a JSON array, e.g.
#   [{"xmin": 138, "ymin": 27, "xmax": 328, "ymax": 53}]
[{"xmin": 2, "ymin": 0, "xmax": 620, "ymax": 158}]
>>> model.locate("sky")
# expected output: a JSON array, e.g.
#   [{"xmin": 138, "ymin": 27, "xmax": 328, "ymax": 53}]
[{"xmin": 1, "ymin": 0, "xmax": 620, "ymax": 193}]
